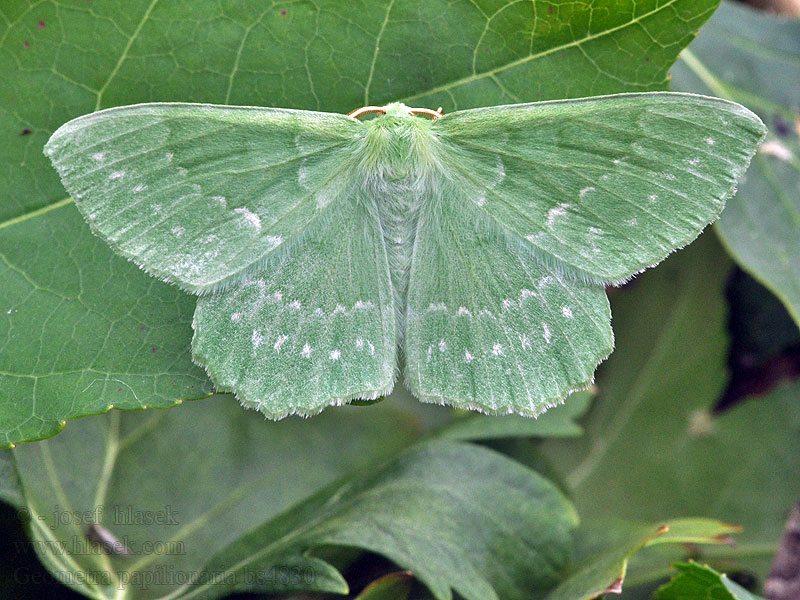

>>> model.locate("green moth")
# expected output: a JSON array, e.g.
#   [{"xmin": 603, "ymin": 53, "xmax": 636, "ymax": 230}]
[{"xmin": 44, "ymin": 94, "xmax": 765, "ymax": 419}]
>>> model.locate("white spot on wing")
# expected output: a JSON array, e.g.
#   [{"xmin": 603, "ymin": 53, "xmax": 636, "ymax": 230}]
[
  {"xmin": 298, "ymin": 160, "xmax": 310, "ymax": 189},
  {"xmin": 288, "ymin": 300, "xmax": 301, "ymax": 309},
  {"xmin": 273, "ymin": 335, "xmax": 288, "ymax": 352},
  {"xmin": 109, "ymin": 170, "xmax": 125, "ymax": 180},
  {"xmin": 526, "ymin": 232, "xmax": 545, "ymax": 244},
  {"xmin": 579, "ymin": 186, "xmax": 595, "ymax": 199},
  {"xmin": 252, "ymin": 330, "xmax": 263, "ymax": 349},
  {"xmin": 438, "ymin": 339, "xmax": 447, "ymax": 352},
  {"xmin": 542, "ymin": 323, "xmax": 551, "ymax": 344},
  {"xmin": 494, "ymin": 158, "xmax": 505, "ymax": 183},
  {"xmin": 706, "ymin": 137, "xmax": 715, "ymax": 146},
  {"xmin": 92, "ymin": 152, "xmax": 105, "ymax": 161},
  {"xmin": 464, "ymin": 350, "xmax": 474, "ymax": 363},
  {"xmin": 231, "ymin": 312, "xmax": 242, "ymax": 322},
  {"xmin": 172, "ymin": 226, "xmax": 185, "ymax": 237},
  {"xmin": 133, "ymin": 184, "xmax": 147, "ymax": 193},
  {"xmin": 492, "ymin": 343, "xmax": 503, "ymax": 356},
  {"xmin": 519, "ymin": 334, "xmax": 531, "ymax": 350},
  {"xmin": 547, "ymin": 203, "xmax": 569, "ymax": 227},
  {"xmin": 301, "ymin": 343, "xmax": 312, "ymax": 358},
  {"xmin": 562, "ymin": 306, "xmax": 573, "ymax": 318},
  {"xmin": 330, "ymin": 349, "xmax": 341, "ymax": 361},
  {"xmin": 457, "ymin": 306, "xmax": 472, "ymax": 317},
  {"xmin": 234, "ymin": 207, "xmax": 262, "ymax": 231},
  {"xmin": 356, "ymin": 337, "xmax": 364, "ymax": 350}
]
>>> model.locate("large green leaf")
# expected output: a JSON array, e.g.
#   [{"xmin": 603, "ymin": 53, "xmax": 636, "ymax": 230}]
[
  {"xmin": 0, "ymin": 207, "xmax": 213, "ymax": 448},
  {"xmin": 540, "ymin": 233, "xmax": 800, "ymax": 585},
  {"xmin": 10, "ymin": 397, "xmax": 576, "ymax": 600},
  {"xmin": 670, "ymin": 1, "xmax": 800, "ymax": 327},
  {"xmin": 0, "ymin": 0, "xmax": 723, "ymax": 445},
  {"xmin": 656, "ymin": 563, "xmax": 765, "ymax": 600}
]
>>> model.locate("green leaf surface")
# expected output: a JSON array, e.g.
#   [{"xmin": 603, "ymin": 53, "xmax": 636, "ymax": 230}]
[
  {"xmin": 656, "ymin": 562, "xmax": 765, "ymax": 600},
  {"xmin": 1, "ymin": 0, "xmax": 724, "ymax": 445},
  {"xmin": 10, "ymin": 397, "xmax": 576, "ymax": 600},
  {"xmin": 546, "ymin": 519, "xmax": 741, "ymax": 600},
  {"xmin": 354, "ymin": 572, "xmax": 414, "ymax": 600},
  {"xmin": 0, "ymin": 206, "xmax": 213, "ymax": 448},
  {"xmin": 670, "ymin": 1, "xmax": 800, "ymax": 327},
  {"xmin": 10, "ymin": 397, "xmax": 417, "ymax": 599},
  {"xmin": 192, "ymin": 445, "xmax": 576, "ymax": 600},
  {"xmin": 540, "ymin": 233, "xmax": 800, "ymax": 582}
]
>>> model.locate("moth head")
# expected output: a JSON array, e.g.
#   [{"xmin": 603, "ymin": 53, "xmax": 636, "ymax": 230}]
[
  {"xmin": 382, "ymin": 102, "xmax": 414, "ymax": 118},
  {"xmin": 348, "ymin": 103, "xmax": 443, "ymax": 121}
]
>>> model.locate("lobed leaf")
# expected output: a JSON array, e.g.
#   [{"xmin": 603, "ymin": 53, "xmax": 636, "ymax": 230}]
[{"xmin": 0, "ymin": 0, "xmax": 726, "ymax": 444}]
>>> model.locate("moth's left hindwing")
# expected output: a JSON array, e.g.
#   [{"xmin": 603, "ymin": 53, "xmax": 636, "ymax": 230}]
[{"xmin": 193, "ymin": 183, "xmax": 397, "ymax": 418}]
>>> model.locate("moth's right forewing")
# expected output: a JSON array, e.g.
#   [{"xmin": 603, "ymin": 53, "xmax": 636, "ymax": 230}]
[
  {"xmin": 433, "ymin": 93, "xmax": 766, "ymax": 284},
  {"xmin": 44, "ymin": 104, "xmax": 364, "ymax": 294}
]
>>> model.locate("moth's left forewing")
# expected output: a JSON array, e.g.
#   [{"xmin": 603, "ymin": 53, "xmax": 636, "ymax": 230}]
[
  {"xmin": 433, "ymin": 93, "xmax": 766, "ymax": 284},
  {"xmin": 44, "ymin": 104, "xmax": 365, "ymax": 294}
]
